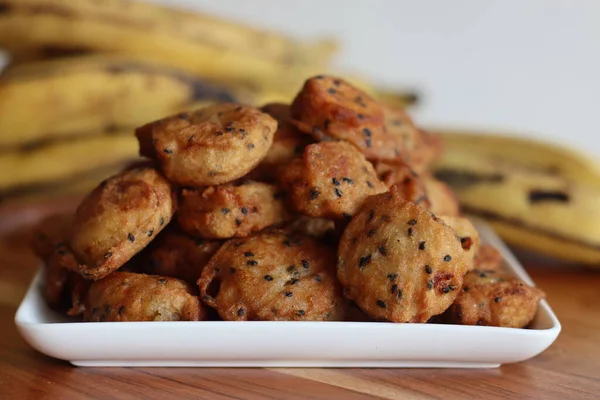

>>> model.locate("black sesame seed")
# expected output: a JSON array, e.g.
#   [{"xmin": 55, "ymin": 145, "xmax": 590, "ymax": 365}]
[
  {"xmin": 222, "ymin": 208, "xmax": 230, "ymax": 214},
  {"xmin": 247, "ymin": 260, "xmax": 258, "ymax": 266},
  {"xmin": 328, "ymin": 88, "xmax": 336, "ymax": 95},
  {"xmin": 241, "ymin": 207, "xmax": 248, "ymax": 215},
  {"xmin": 234, "ymin": 241, "xmax": 245, "ymax": 248},
  {"xmin": 342, "ymin": 177, "xmax": 354, "ymax": 184},
  {"xmin": 313, "ymin": 274, "xmax": 322, "ymax": 282},
  {"xmin": 309, "ymin": 189, "xmax": 320, "ymax": 200},
  {"xmin": 425, "ymin": 265, "xmax": 432, "ymax": 274},
  {"xmin": 284, "ymin": 291, "xmax": 293, "ymax": 297},
  {"xmin": 396, "ymin": 289, "xmax": 403, "ymax": 299},
  {"xmin": 301, "ymin": 260, "xmax": 310, "ymax": 269},
  {"xmin": 289, "ymin": 278, "xmax": 299, "ymax": 285},
  {"xmin": 324, "ymin": 118, "xmax": 331, "ymax": 129},
  {"xmin": 363, "ymin": 128, "xmax": 372, "ymax": 137},
  {"xmin": 343, "ymin": 213, "xmax": 352, "ymax": 221},
  {"xmin": 408, "ymin": 219, "xmax": 417, "ymax": 226},
  {"xmin": 127, "ymin": 233, "xmax": 135, "ymax": 242},
  {"xmin": 334, "ymin": 188, "xmax": 343, "ymax": 198},
  {"xmin": 367, "ymin": 229, "xmax": 376, "ymax": 237},
  {"xmin": 357, "ymin": 113, "xmax": 365, "ymax": 120},
  {"xmin": 407, "ymin": 228, "xmax": 413, "ymax": 236},
  {"xmin": 215, "ymin": 131, "xmax": 224, "ymax": 136},
  {"xmin": 297, "ymin": 310, "xmax": 305, "ymax": 316},
  {"xmin": 147, "ymin": 229, "xmax": 154, "ymax": 237},
  {"xmin": 419, "ymin": 242, "xmax": 426, "ymax": 250},
  {"xmin": 368, "ymin": 210, "xmax": 375, "ymax": 221},
  {"xmin": 158, "ymin": 278, "xmax": 167, "ymax": 285},
  {"xmin": 163, "ymin": 148, "xmax": 173, "ymax": 154},
  {"xmin": 387, "ymin": 273, "xmax": 398, "ymax": 281},
  {"xmin": 104, "ymin": 251, "xmax": 112, "ymax": 259},
  {"xmin": 287, "ymin": 265, "xmax": 296, "ymax": 273},
  {"xmin": 118, "ymin": 306, "xmax": 126, "ymax": 316},
  {"xmin": 441, "ymin": 286, "xmax": 451, "ymax": 294},
  {"xmin": 494, "ymin": 297, "xmax": 502, "ymax": 303},
  {"xmin": 365, "ymin": 138, "xmax": 372, "ymax": 148},
  {"xmin": 478, "ymin": 271, "xmax": 488, "ymax": 278},
  {"xmin": 208, "ymin": 171, "xmax": 218, "ymax": 177},
  {"xmin": 247, "ymin": 143, "xmax": 255, "ymax": 149},
  {"xmin": 264, "ymin": 275, "xmax": 273, "ymax": 281},
  {"xmin": 378, "ymin": 246, "xmax": 388, "ymax": 256},
  {"xmin": 235, "ymin": 219, "xmax": 242, "ymax": 226},
  {"xmin": 391, "ymin": 284, "xmax": 398, "ymax": 294},
  {"xmin": 237, "ymin": 308, "xmax": 245, "ymax": 316},
  {"xmin": 427, "ymin": 280, "xmax": 433, "ymax": 290},
  {"xmin": 57, "ymin": 248, "xmax": 66, "ymax": 256},
  {"xmin": 444, "ymin": 255, "xmax": 452, "ymax": 262},
  {"xmin": 230, "ymin": 267, "xmax": 237, "ymax": 274},
  {"xmin": 332, "ymin": 177, "xmax": 340, "ymax": 186},
  {"xmin": 366, "ymin": 181, "xmax": 374, "ymax": 189},
  {"xmin": 376, "ymin": 300, "xmax": 386, "ymax": 308},
  {"xmin": 463, "ymin": 287, "xmax": 470, "ymax": 292},
  {"xmin": 359, "ymin": 254, "xmax": 372, "ymax": 269},
  {"xmin": 244, "ymin": 251, "xmax": 254, "ymax": 257}
]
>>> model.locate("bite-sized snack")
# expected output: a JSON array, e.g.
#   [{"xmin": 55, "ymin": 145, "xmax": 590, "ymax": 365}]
[
  {"xmin": 284, "ymin": 216, "xmax": 336, "ymax": 239},
  {"xmin": 291, "ymin": 76, "xmax": 403, "ymax": 162},
  {"xmin": 31, "ymin": 213, "xmax": 73, "ymax": 259},
  {"xmin": 84, "ymin": 272, "xmax": 204, "ymax": 322},
  {"xmin": 145, "ymin": 229, "xmax": 222, "ymax": 284},
  {"xmin": 199, "ymin": 230, "xmax": 345, "ymax": 321},
  {"xmin": 383, "ymin": 106, "xmax": 442, "ymax": 173},
  {"xmin": 446, "ymin": 269, "xmax": 545, "ymax": 327},
  {"xmin": 136, "ymin": 103, "xmax": 277, "ymax": 186},
  {"xmin": 71, "ymin": 167, "xmax": 176, "ymax": 280},
  {"xmin": 474, "ymin": 244, "xmax": 503, "ymax": 271},
  {"xmin": 438, "ymin": 215, "xmax": 480, "ymax": 263},
  {"xmin": 277, "ymin": 141, "xmax": 387, "ymax": 219},
  {"xmin": 338, "ymin": 186, "xmax": 475, "ymax": 323},
  {"xmin": 424, "ymin": 176, "xmax": 461, "ymax": 217},
  {"xmin": 260, "ymin": 103, "xmax": 313, "ymax": 167},
  {"xmin": 44, "ymin": 243, "xmax": 89, "ymax": 316},
  {"xmin": 178, "ymin": 180, "xmax": 290, "ymax": 239}
]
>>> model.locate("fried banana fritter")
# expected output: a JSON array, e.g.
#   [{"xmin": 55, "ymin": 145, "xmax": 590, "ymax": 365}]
[
  {"xmin": 71, "ymin": 167, "xmax": 175, "ymax": 280},
  {"xmin": 447, "ymin": 269, "xmax": 545, "ymax": 327},
  {"xmin": 260, "ymin": 103, "xmax": 313, "ymax": 167},
  {"xmin": 198, "ymin": 230, "xmax": 345, "ymax": 321},
  {"xmin": 178, "ymin": 180, "xmax": 290, "ymax": 239},
  {"xmin": 84, "ymin": 272, "xmax": 204, "ymax": 322},
  {"xmin": 277, "ymin": 141, "xmax": 387, "ymax": 219},
  {"xmin": 338, "ymin": 185, "xmax": 475, "ymax": 322},
  {"xmin": 474, "ymin": 244, "xmax": 502, "ymax": 271},
  {"xmin": 145, "ymin": 229, "xmax": 222, "ymax": 284},
  {"xmin": 291, "ymin": 76, "xmax": 404, "ymax": 162},
  {"xmin": 136, "ymin": 103, "xmax": 277, "ymax": 186}
]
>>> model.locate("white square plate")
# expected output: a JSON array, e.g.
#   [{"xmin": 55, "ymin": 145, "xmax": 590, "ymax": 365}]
[{"xmin": 14, "ymin": 221, "xmax": 560, "ymax": 368}]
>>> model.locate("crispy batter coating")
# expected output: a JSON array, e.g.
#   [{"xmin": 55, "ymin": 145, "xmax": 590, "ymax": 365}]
[
  {"xmin": 31, "ymin": 213, "xmax": 73, "ymax": 259},
  {"xmin": 260, "ymin": 103, "xmax": 313, "ymax": 166},
  {"xmin": 84, "ymin": 272, "xmax": 204, "ymax": 322},
  {"xmin": 424, "ymin": 176, "xmax": 461, "ymax": 217},
  {"xmin": 383, "ymin": 106, "xmax": 442, "ymax": 173},
  {"xmin": 375, "ymin": 161, "xmax": 431, "ymax": 207},
  {"xmin": 338, "ymin": 186, "xmax": 475, "ymax": 322},
  {"xmin": 145, "ymin": 229, "xmax": 222, "ymax": 284},
  {"xmin": 71, "ymin": 167, "xmax": 175, "ymax": 280},
  {"xmin": 447, "ymin": 269, "xmax": 545, "ymax": 327},
  {"xmin": 178, "ymin": 180, "xmax": 290, "ymax": 239},
  {"xmin": 198, "ymin": 230, "xmax": 345, "ymax": 321},
  {"xmin": 44, "ymin": 243, "xmax": 89, "ymax": 316},
  {"xmin": 277, "ymin": 141, "xmax": 387, "ymax": 219},
  {"xmin": 136, "ymin": 103, "xmax": 277, "ymax": 186},
  {"xmin": 474, "ymin": 244, "xmax": 503, "ymax": 271},
  {"xmin": 438, "ymin": 216, "xmax": 480, "ymax": 265},
  {"xmin": 291, "ymin": 76, "xmax": 403, "ymax": 161}
]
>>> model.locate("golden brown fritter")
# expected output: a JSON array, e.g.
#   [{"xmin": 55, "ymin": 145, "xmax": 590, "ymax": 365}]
[
  {"xmin": 337, "ymin": 186, "xmax": 475, "ymax": 322},
  {"xmin": 446, "ymin": 269, "xmax": 545, "ymax": 327},
  {"xmin": 71, "ymin": 167, "xmax": 176, "ymax": 280},
  {"xmin": 260, "ymin": 103, "xmax": 313, "ymax": 166},
  {"xmin": 277, "ymin": 141, "xmax": 387, "ymax": 219},
  {"xmin": 474, "ymin": 244, "xmax": 503, "ymax": 271},
  {"xmin": 177, "ymin": 180, "xmax": 290, "ymax": 239},
  {"xmin": 198, "ymin": 230, "xmax": 345, "ymax": 321},
  {"xmin": 84, "ymin": 272, "xmax": 204, "ymax": 322},
  {"xmin": 423, "ymin": 176, "xmax": 460, "ymax": 217},
  {"xmin": 145, "ymin": 229, "xmax": 222, "ymax": 284},
  {"xmin": 44, "ymin": 243, "xmax": 89, "ymax": 316},
  {"xmin": 136, "ymin": 103, "xmax": 277, "ymax": 186},
  {"xmin": 383, "ymin": 106, "xmax": 442, "ymax": 173},
  {"xmin": 291, "ymin": 76, "xmax": 403, "ymax": 162},
  {"xmin": 31, "ymin": 213, "xmax": 73, "ymax": 259}
]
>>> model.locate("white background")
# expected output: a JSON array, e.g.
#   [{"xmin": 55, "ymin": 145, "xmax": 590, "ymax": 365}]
[{"xmin": 2, "ymin": 0, "xmax": 599, "ymax": 156}]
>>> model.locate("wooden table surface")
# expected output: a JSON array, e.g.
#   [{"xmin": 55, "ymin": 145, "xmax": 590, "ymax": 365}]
[{"xmin": 0, "ymin": 201, "xmax": 599, "ymax": 400}]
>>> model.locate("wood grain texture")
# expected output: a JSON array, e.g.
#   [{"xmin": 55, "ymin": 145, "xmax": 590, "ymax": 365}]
[{"xmin": 0, "ymin": 201, "xmax": 599, "ymax": 400}]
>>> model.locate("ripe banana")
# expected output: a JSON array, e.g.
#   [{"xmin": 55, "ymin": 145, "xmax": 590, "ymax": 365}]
[
  {"xmin": 0, "ymin": 54, "xmax": 236, "ymax": 148},
  {"xmin": 433, "ymin": 131, "xmax": 600, "ymax": 266},
  {"xmin": 0, "ymin": 0, "xmax": 334, "ymax": 95},
  {"xmin": 0, "ymin": 132, "xmax": 138, "ymax": 191}
]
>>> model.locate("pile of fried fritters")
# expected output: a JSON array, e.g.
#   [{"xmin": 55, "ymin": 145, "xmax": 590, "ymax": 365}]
[{"xmin": 31, "ymin": 76, "xmax": 545, "ymax": 328}]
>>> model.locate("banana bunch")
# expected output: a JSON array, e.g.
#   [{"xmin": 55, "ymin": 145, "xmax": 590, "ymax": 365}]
[{"xmin": 432, "ymin": 130, "xmax": 600, "ymax": 266}]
